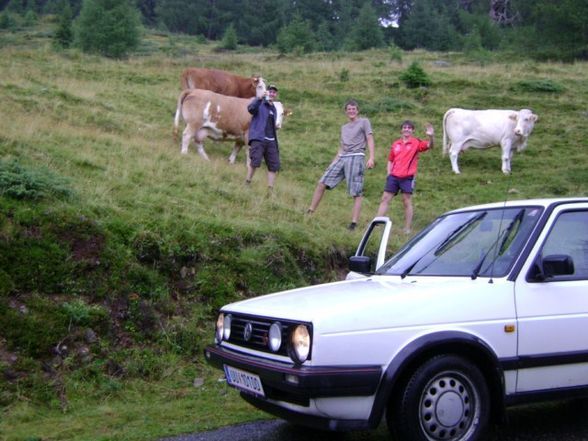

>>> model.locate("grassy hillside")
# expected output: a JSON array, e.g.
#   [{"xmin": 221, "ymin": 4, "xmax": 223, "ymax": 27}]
[{"xmin": 1, "ymin": 22, "xmax": 588, "ymax": 440}]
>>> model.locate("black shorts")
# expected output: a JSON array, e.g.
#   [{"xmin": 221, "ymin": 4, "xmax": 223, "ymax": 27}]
[
  {"xmin": 384, "ymin": 175, "xmax": 415, "ymax": 195},
  {"xmin": 249, "ymin": 140, "xmax": 280, "ymax": 172}
]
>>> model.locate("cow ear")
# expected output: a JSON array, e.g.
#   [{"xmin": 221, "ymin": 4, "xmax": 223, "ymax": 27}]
[
  {"xmin": 532, "ymin": 114, "xmax": 538, "ymax": 122},
  {"xmin": 509, "ymin": 113, "xmax": 518, "ymax": 121}
]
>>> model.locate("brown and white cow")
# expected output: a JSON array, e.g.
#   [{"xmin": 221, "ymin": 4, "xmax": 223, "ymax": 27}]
[
  {"xmin": 180, "ymin": 67, "xmax": 265, "ymax": 98},
  {"xmin": 173, "ymin": 86, "xmax": 288, "ymax": 163},
  {"xmin": 442, "ymin": 108, "xmax": 538, "ymax": 174}
]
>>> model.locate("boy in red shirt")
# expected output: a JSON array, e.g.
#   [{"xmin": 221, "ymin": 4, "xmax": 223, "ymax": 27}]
[{"xmin": 376, "ymin": 120, "xmax": 434, "ymax": 234}]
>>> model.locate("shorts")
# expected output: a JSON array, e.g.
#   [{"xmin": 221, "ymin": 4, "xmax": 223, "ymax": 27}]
[
  {"xmin": 249, "ymin": 139, "xmax": 280, "ymax": 172},
  {"xmin": 384, "ymin": 175, "xmax": 415, "ymax": 195},
  {"xmin": 319, "ymin": 155, "xmax": 365, "ymax": 197}
]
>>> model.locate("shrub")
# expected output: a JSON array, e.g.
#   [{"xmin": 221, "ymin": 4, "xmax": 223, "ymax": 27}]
[
  {"xmin": 0, "ymin": 11, "xmax": 19, "ymax": 30},
  {"xmin": 339, "ymin": 68, "xmax": 350, "ymax": 82},
  {"xmin": 73, "ymin": 0, "xmax": 141, "ymax": 59},
  {"xmin": 220, "ymin": 23, "xmax": 238, "ymax": 51},
  {"xmin": 53, "ymin": 0, "xmax": 73, "ymax": 48},
  {"xmin": 0, "ymin": 160, "xmax": 73, "ymax": 201},
  {"xmin": 512, "ymin": 79, "xmax": 565, "ymax": 93},
  {"xmin": 389, "ymin": 44, "xmax": 403, "ymax": 63},
  {"xmin": 276, "ymin": 15, "xmax": 315, "ymax": 54},
  {"xmin": 399, "ymin": 61, "xmax": 431, "ymax": 89}
]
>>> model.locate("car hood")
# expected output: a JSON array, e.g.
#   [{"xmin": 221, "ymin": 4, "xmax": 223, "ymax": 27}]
[{"xmin": 222, "ymin": 275, "xmax": 514, "ymax": 334}]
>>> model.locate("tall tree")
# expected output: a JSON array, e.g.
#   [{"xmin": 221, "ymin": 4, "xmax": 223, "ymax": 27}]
[
  {"xmin": 347, "ymin": 2, "xmax": 384, "ymax": 50},
  {"xmin": 53, "ymin": 0, "xmax": 72, "ymax": 47},
  {"xmin": 74, "ymin": 0, "xmax": 141, "ymax": 58},
  {"xmin": 533, "ymin": 0, "xmax": 588, "ymax": 57},
  {"xmin": 155, "ymin": 0, "xmax": 204, "ymax": 35},
  {"xmin": 236, "ymin": 0, "xmax": 287, "ymax": 46}
]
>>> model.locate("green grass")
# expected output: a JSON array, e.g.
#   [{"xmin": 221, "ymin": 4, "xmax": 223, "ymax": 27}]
[{"xmin": 1, "ymin": 22, "xmax": 588, "ymax": 441}]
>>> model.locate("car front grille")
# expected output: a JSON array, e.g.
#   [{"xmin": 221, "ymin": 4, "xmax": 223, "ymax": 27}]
[{"xmin": 225, "ymin": 313, "xmax": 311, "ymax": 359}]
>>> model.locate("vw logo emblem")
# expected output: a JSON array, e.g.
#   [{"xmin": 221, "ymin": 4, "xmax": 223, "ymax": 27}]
[{"xmin": 243, "ymin": 322, "xmax": 253, "ymax": 342}]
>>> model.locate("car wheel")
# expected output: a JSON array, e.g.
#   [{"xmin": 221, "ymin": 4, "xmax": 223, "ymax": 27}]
[{"xmin": 387, "ymin": 354, "xmax": 490, "ymax": 441}]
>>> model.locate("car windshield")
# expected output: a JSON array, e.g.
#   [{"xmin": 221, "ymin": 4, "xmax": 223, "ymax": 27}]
[{"xmin": 377, "ymin": 206, "xmax": 543, "ymax": 277}]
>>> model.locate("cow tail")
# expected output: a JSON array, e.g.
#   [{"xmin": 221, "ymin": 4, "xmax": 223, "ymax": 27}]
[
  {"xmin": 442, "ymin": 109, "xmax": 451, "ymax": 156},
  {"xmin": 173, "ymin": 90, "xmax": 191, "ymax": 140}
]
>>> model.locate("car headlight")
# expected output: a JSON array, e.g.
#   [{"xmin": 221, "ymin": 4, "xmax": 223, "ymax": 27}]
[
  {"xmin": 268, "ymin": 322, "xmax": 282, "ymax": 352},
  {"xmin": 290, "ymin": 324, "xmax": 310, "ymax": 363},
  {"xmin": 223, "ymin": 314, "xmax": 232, "ymax": 340},
  {"xmin": 215, "ymin": 313, "xmax": 224, "ymax": 343}
]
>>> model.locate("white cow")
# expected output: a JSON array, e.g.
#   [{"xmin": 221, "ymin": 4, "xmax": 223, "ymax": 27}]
[{"xmin": 442, "ymin": 108, "xmax": 538, "ymax": 174}]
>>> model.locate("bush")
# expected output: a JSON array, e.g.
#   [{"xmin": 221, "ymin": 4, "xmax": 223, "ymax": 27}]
[
  {"xmin": 0, "ymin": 12, "xmax": 19, "ymax": 30},
  {"xmin": 74, "ymin": 0, "xmax": 142, "ymax": 59},
  {"xmin": 220, "ymin": 23, "xmax": 238, "ymax": 51},
  {"xmin": 276, "ymin": 15, "xmax": 315, "ymax": 54},
  {"xmin": 53, "ymin": 0, "xmax": 73, "ymax": 48},
  {"xmin": 389, "ymin": 44, "xmax": 403, "ymax": 63},
  {"xmin": 0, "ymin": 160, "xmax": 73, "ymax": 201},
  {"xmin": 512, "ymin": 79, "xmax": 565, "ymax": 93},
  {"xmin": 338, "ymin": 68, "xmax": 350, "ymax": 82},
  {"xmin": 399, "ymin": 61, "xmax": 431, "ymax": 89}
]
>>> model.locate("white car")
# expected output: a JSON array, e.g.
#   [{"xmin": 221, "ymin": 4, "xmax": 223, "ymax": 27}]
[{"xmin": 204, "ymin": 198, "xmax": 588, "ymax": 441}]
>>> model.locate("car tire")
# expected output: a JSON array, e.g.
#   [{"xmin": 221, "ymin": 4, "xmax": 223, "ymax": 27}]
[{"xmin": 387, "ymin": 354, "xmax": 490, "ymax": 441}]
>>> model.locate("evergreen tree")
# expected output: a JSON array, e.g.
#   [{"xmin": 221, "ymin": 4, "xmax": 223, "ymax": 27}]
[
  {"xmin": 347, "ymin": 2, "xmax": 384, "ymax": 51},
  {"xmin": 220, "ymin": 22, "xmax": 238, "ymax": 50},
  {"xmin": 237, "ymin": 0, "xmax": 286, "ymax": 47},
  {"xmin": 315, "ymin": 20, "xmax": 336, "ymax": 52},
  {"xmin": 155, "ymin": 0, "xmax": 204, "ymax": 35},
  {"xmin": 276, "ymin": 14, "xmax": 315, "ymax": 54},
  {"xmin": 6, "ymin": 0, "xmax": 25, "ymax": 14},
  {"xmin": 53, "ymin": 0, "xmax": 73, "ymax": 48},
  {"xmin": 74, "ymin": 0, "xmax": 141, "ymax": 59}
]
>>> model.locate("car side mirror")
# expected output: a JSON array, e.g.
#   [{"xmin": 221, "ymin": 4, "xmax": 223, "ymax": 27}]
[
  {"xmin": 543, "ymin": 254, "xmax": 574, "ymax": 277},
  {"xmin": 349, "ymin": 255, "xmax": 372, "ymax": 274},
  {"xmin": 529, "ymin": 254, "xmax": 574, "ymax": 281}
]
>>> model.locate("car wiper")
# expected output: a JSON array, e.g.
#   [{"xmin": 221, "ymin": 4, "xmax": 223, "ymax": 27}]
[
  {"xmin": 497, "ymin": 209, "xmax": 525, "ymax": 255},
  {"xmin": 470, "ymin": 209, "xmax": 525, "ymax": 279},
  {"xmin": 435, "ymin": 211, "xmax": 488, "ymax": 256},
  {"xmin": 401, "ymin": 212, "xmax": 488, "ymax": 279},
  {"xmin": 401, "ymin": 256, "xmax": 422, "ymax": 279}
]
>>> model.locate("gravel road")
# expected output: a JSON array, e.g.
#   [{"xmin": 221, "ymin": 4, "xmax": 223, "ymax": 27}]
[{"xmin": 159, "ymin": 398, "xmax": 588, "ymax": 441}]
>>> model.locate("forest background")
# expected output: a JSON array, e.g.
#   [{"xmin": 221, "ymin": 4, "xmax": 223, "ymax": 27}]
[
  {"xmin": 1, "ymin": 0, "xmax": 587, "ymax": 61},
  {"xmin": 1, "ymin": 0, "xmax": 587, "ymax": 440}
]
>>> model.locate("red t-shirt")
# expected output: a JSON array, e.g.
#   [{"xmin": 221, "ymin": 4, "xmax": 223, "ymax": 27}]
[{"xmin": 388, "ymin": 136, "xmax": 430, "ymax": 178}]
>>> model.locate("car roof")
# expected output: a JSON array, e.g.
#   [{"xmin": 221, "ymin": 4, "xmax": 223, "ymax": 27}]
[{"xmin": 444, "ymin": 197, "xmax": 588, "ymax": 216}]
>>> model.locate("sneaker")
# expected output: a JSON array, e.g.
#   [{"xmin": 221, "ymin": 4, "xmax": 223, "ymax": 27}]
[{"xmin": 347, "ymin": 222, "xmax": 357, "ymax": 231}]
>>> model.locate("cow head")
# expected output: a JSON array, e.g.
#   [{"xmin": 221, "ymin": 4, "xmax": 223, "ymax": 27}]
[
  {"xmin": 252, "ymin": 76, "xmax": 267, "ymax": 99},
  {"xmin": 513, "ymin": 109, "xmax": 538, "ymax": 138}
]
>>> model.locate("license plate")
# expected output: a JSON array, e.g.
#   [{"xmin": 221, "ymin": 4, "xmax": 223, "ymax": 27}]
[{"xmin": 224, "ymin": 365, "xmax": 265, "ymax": 397}]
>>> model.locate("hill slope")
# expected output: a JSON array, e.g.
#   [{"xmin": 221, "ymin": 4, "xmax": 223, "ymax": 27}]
[{"xmin": 1, "ymin": 27, "xmax": 588, "ymax": 440}]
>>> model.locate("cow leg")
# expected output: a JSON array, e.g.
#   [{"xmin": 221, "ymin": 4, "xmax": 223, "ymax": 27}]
[
  {"xmin": 228, "ymin": 140, "xmax": 244, "ymax": 164},
  {"xmin": 195, "ymin": 129, "xmax": 210, "ymax": 161},
  {"xmin": 449, "ymin": 146, "xmax": 461, "ymax": 174},
  {"xmin": 181, "ymin": 126, "xmax": 193, "ymax": 154},
  {"xmin": 501, "ymin": 141, "xmax": 512, "ymax": 174}
]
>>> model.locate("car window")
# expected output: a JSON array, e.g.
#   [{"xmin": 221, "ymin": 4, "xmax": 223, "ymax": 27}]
[
  {"xmin": 378, "ymin": 207, "xmax": 542, "ymax": 277},
  {"xmin": 540, "ymin": 210, "xmax": 588, "ymax": 280}
]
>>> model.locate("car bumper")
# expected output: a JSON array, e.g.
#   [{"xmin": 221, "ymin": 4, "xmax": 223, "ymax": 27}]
[{"xmin": 204, "ymin": 344, "xmax": 382, "ymax": 408}]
